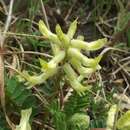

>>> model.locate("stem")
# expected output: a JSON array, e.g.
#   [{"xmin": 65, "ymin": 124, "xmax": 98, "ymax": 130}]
[{"xmin": 0, "ymin": 0, "xmax": 15, "ymax": 129}]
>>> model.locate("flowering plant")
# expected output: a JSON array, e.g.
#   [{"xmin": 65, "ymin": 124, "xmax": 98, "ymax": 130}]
[{"xmin": 19, "ymin": 20, "xmax": 107, "ymax": 95}]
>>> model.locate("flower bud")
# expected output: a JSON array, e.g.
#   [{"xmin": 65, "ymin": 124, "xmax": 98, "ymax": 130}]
[
  {"xmin": 56, "ymin": 24, "xmax": 70, "ymax": 48},
  {"xmin": 87, "ymin": 38, "xmax": 107, "ymax": 50},
  {"xmin": 39, "ymin": 20, "xmax": 61, "ymax": 46},
  {"xmin": 67, "ymin": 19, "xmax": 77, "ymax": 39},
  {"xmin": 63, "ymin": 63, "xmax": 89, "ymax": 95},
  {"xmin": 69, "ymin": 79, "xmax": 89, "ymax": 95},
  {"xmin": 39, "ymin": 20, "xmax": 51, "ymax": 37},
  {"xmin": 70, "ymin": 58, "xmax": 95, "ymax": 76},
  {"xmin": 68, "ymin": 48, "xmax": 102, "ymax": 68},
  {"xmin": 63, "ymin": 63, "xmax": 77, "ymax": 81},
  {"xmin": 22, "ymin": 72, "xmax": 45, "ymax": 87},
  {"xmin": 71, "ymin": 38, "xmax": 107, "ymax": 51}
]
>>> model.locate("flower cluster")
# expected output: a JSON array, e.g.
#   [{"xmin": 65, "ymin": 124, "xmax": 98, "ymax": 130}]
[{"xmin": 20, "ymin": 20, "xmax": 107, "ymax": 95}]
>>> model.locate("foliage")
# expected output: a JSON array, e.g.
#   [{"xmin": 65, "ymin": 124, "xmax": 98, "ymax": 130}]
[
  {"xmin": 0, "ymin": 0, "xmax": 130, "ymax": 130},
  {"xmin": 5, "ymin": 76, "xmax": 37, "ymax": 109},
  {"xmin": 47, "ymin": 95, "xmax": 90, "ymax": 130}
]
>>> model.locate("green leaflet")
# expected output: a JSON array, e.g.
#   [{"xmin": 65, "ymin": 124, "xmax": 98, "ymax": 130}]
[
  {"xmin": 48, "ymin": 97, "xmax": 90, "ymax": 130},
  {"xmin": 48, "ymin": 101, "xmax": 67, "ymax": 130},
  {"xmin": 5, "ymin": 76, "xmax": 37, "ymax": 108},
  {"xmin": 15, "ymin": 108, "xmax": 32, "ymax": 130},
  {"xmin": 116, "ymin": 110, "xmax": 130, "ymax": 130}
]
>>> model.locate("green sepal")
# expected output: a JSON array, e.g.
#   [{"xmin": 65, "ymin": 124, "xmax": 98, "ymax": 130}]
[{"xmin": 39, "ymin": 58, "xmax": 48, "ymax": 71}]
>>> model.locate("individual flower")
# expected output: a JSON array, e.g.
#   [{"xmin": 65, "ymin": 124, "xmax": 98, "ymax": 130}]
[{"xmin": 15, "ymin": 108, "xmax": 32, "ymax": 130}]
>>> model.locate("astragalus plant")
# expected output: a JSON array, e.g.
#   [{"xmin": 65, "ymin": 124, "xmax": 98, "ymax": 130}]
[{"xmin": 18, "ymin": 19, "xmax": 107, "ymax": 95}]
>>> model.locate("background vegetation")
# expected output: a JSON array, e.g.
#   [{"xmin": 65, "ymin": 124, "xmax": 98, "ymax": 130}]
[{"xmin": 0, "ymin": 0, "xmax": 130, "ymax": 130}]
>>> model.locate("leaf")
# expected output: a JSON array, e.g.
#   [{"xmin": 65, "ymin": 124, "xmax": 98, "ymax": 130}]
[
  {"xmin": 115, "ymin": 10, "xmax": 130, "ymax": 32},
  {"xmin": 64, "ymin": 92, "xmax": 90, "ymax": 116},
  {"xmin": 5, "ymin": 76, "xmax": 37, "ymax": 108},
  {"xmin": 48, "ymin": 100, "xmax": 67, "ymax": 130},
  {"xmin": 0, "ymin": 113, "xmax": 10, "ymax": 130}
]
